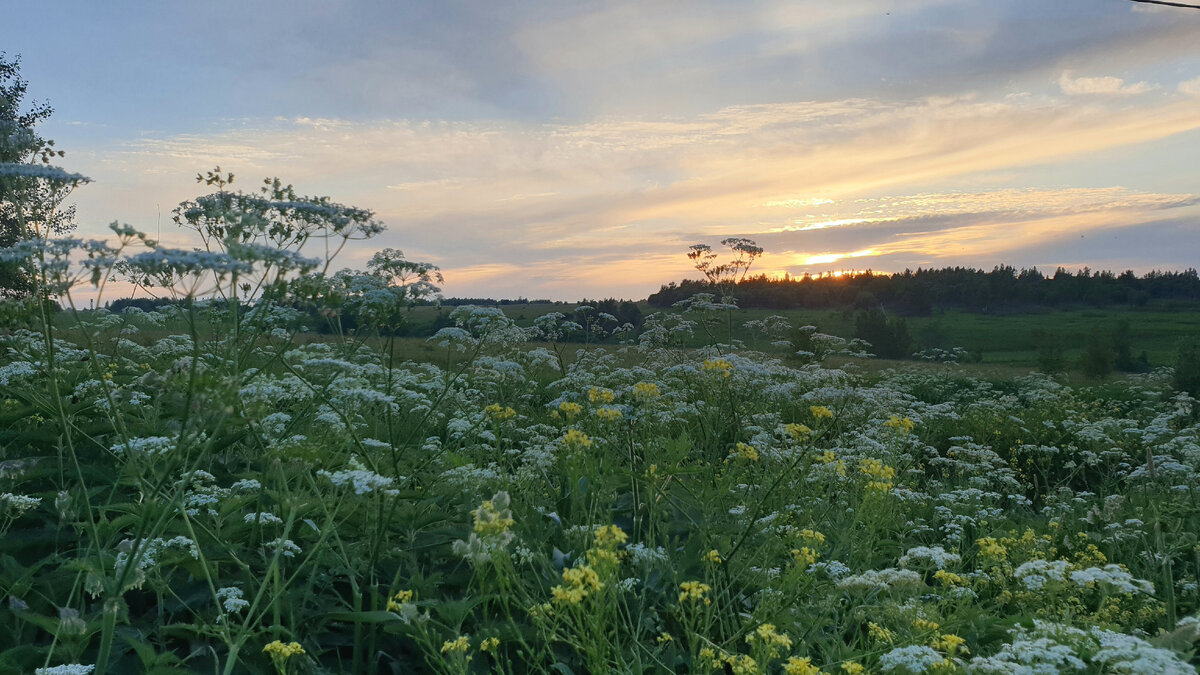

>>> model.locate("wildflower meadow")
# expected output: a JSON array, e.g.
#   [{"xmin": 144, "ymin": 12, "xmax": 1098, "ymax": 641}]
[{"xmin": 2, "ymin": 169, "xmax": 1200, "ymax": 674}]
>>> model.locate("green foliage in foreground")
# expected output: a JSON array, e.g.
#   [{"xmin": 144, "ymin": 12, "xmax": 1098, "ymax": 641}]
[{"xmin": 3, "ymin": 300, "xmax": 1200, "ymax": 674}]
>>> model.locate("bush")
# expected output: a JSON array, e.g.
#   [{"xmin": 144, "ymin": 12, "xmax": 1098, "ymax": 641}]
[
  {"xmin": 854, "ymin": 308, "xmax": 912, "ymax": 359},
  {"xmin": 1079, "ymin": 333, "xmax": 1115, "ymax": 379},
  {"xmin": 1175, "ymin": 335, "xmax": 1200, "ymax": 397}
]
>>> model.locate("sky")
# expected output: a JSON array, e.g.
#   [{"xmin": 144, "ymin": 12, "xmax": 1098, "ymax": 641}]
[{"xmin": 3, "ymin": 0, "xmax": 1200, "ymax": 301}]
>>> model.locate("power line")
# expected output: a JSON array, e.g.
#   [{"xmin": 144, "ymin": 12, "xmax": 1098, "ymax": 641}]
[{"xmin": 1128, "ymin": 0, "xmax": 1200, "ymax": 8}]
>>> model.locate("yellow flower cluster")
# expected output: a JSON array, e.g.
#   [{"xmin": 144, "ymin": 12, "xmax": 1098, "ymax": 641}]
[
  {"xmin": 931, "ymin": 633, "xmax": 968, "ymax": 655},
  {"xmin": 703, "ymin": 358, "xmax": 734, "ymax": 377},
  {"xmin": 785, "ymin": 423, "xmax": 812, "ymax": 440},
  {"xmin": 440, "ymin": 635, "xmax": 470, "ymax": 654},
  {"xmin": 704, "ymin": 549, "xmax": 722, "ymax": 564},
  {"xmin": 558, "ymin": 401, "xmax": 583, "ymax": 419},
  {"xmin": 817, "ymin": 450, "xmax": 847, "ymax": 476},
  {"xmin": 479, "ymin": 636, "xmax": 500, "ymax": 652},
  {"xmin": 560, "ymin": 429, "xmax": 593, "ymax": 449},
  {"xmin": 587, "ymin": 387, "xmax": 615, "ymax": 403},
  {"xmin": 701, "ymin": 648, "xmax": 758, "ymax": 675},
  {"xmin": 785, "ymin": 656, "xmax": 829, "ymax": 675},
  {"xmin": 976, "ymin": 537, "xmax": 1007, "ymax": 561},
  {"xmin": 791, "ymin": 547, "xmax": 820, "ymax": 567},
  {"xmin": 735, "ymin": 442, "xmax": 759, "ymax": 462},
  {"xmin": 858, "ymin": 458, "xmax": 896, "ymax": 492},
  {"xmin": 386, "ymin": 589, "xmax": 415, "ymax": 611},
  {"xmin": 678, "ymin": 580, "xmax": 712, "ymax": 605},
  {"xmin": 595, "ymin": 406, "xmax": 623, "ymax": 421},
  {"xmin": 484, "ymin": 403, "xmax": 516, "ymax": 421},
  {"xmin": 868, "ymin": 622, "xmax": 894, "ymax": 644},
  {"xmin": 594, "ymin": 524, "xmax": 628, "ymax": 548},
  {"xmin": 632, "ymin": 381, "xmax": 660, "ymax": 400},
  {"xmin": 551, "ymin": 565, "xmax": 604, "ymax": 605},
  {"xmin": 747, "ymin": 622, "xmax": 793, "ymax": 657},
  {"xmin": 263, "ymin": 640, "xmax": 305, "ymax": 659},
  {"xmin": 799, "ymin": 529, "xmax": 825, "ymax": 545},
  {"xmin": 934, "ymin": 570, "xmax": 968, "ymax": 587},
  {"xmin": 810, "ymin": 405, "xmax": 834, "ymax": 420},
  {"xmin": 841, "ymin": 662, "xmax": 864, "ymax": 674},
  {"xmin": 472, "ymin": 497, "xmax": 515, "ymax": 536},
  {"xmin": 883, "ymin": 415, "xmax": 915, "ymax": 433}
]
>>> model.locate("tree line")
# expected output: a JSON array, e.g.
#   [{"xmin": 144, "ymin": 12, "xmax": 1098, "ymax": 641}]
[{"xmin": 648, "ymin": 266, "xmax": 1200, "ymax": 313}]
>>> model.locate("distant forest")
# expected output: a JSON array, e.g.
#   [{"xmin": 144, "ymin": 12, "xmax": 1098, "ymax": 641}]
[{"xmin": 648, "ymin": 266, "xmax": 1200, "ymax": 314}]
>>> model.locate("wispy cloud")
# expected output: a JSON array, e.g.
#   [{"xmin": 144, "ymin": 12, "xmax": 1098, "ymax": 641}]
[
  {"xmin": 1058, "ymin": 71, "xmax": 1155, "ymax": 97},
  {"xmin": 59, "ymin": 81, "xmax": 1200, "ymax": 299}
]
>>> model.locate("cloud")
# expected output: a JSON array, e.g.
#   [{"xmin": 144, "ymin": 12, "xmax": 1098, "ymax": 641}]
[
  {"xmin": 1179, "ymin": 75, "xmax": 1200, "ymax": 96},
  {"xmin": 60, "ymin": 86, "xmax": 1200, "ymax": 299},
  {"xmin": 1058, "ymin": 71, "xmax": 1155, "ymax": 96}
]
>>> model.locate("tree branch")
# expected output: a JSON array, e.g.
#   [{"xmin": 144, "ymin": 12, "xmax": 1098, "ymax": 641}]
[{"xmin": 1128, "ymin": 0, "xmax": 1200, "ymax": 8}]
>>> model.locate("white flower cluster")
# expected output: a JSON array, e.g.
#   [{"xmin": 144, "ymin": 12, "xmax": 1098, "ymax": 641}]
[
  {"xmin": 33, "ymin": 665, "xmax": 96, "ymax": 675},
  {"xmin": 1, "ymin": 492, "xmax": 42, "ymax": 515},
  {"xmin": 110, "ymin": 436, "xmax": 175, "ymax": 456},
  {"xmin": 317, "ymin": 456, "xmax": 398, "ymax": 495},
  {"xmin": 1013, "ymin": 560, "xmax": 1071, "ymax": 590},
  {"xmin": 1069, "ymin": 564, "xmax": 1154, "ymax": 594},
  {"xmin": 837, "ymin": 568, "xmax": 923, "ymax": 593},
  {"xmin": 266, "ymin": 538, "xmax": 302, "ymax": 558},
  {"xmin": 969, "ymin": 620, "xmax": 1192, "ymax": 674},
  {"xmin": 216, "ymin": 586, "xmax": 250, "ymax": 614},
  {"xmin": 899, "ymin": 546, "xmax": 961, "ymax": 571},
  {"xmin": 114, "ymin": 535, "xmax": 199, "ymax": 574},
  {"xmin": 879, "ymin": 645, "xmax": 945, "ymax": 673}
]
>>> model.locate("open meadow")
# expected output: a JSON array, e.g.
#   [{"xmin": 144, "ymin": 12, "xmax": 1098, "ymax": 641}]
[{"xmin": 4, "ymin": 289, "xmax": 1200, "ymax": 673}]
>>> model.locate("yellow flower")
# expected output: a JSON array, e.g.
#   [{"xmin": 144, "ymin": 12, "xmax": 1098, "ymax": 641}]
[
  {"xmin": 841, "ymin": 662, "xmax": 865, "ymax": 674},
  {"xmin": 727, "ymin": 654, "xmax": 758, "ymax": 675},
  {"xmin": 810, "ymin": 405, "xmax": 834, "ymax": 420},
  {"xmin": 678, "ymin": 580, "xmax": 712, "ymax": 605},
  {"xmin": 263, "ymin": 641, "xmax": 305, "ymax": 659},
  {"xmin": 558, "ymin": 401, "xmax": 583, "ymax": 419},
  {"xmin": 977, "ymin": 537, "xmax": 1007, "ymax": 561},
  {"xmin": 704, "ymin": 549, "xmax": 723, "ymax": 564},
  {"xmin": 440, "ymin": 636, "xmax": 470, "ymax": 654},
  {"xmin": 594, "ymin": 524, "xmax": 628, "ymax": 548},
  {"xmin": 747, "ymin": 623, "xmax": 793, "ymax": 657},
  {"xmin": 386, "ymin": 589, "xmax": 415, "ymax": 611},
  {"xmin": 472, "ymin": 495, "xmax": 515, "ymax": 536},
  {"xmin": 858, "ymin": 458, "xmax": 896, "ymax": 492},
  {"xmin": 561, "ymin": 429, "xmax": 593, "ymax": 449},
  {"xmin": 868, "ymin": 622, "xmax": 894, "ymax": 644},
  {"xmin": 632, "ymin": 381, "xmax": 660, "ymax": 400},
  {"xmin": 785, "ymin": 656, "xmax": 826, "ymax": 675},
  {"xmin": 883, "ymin": 416, "xmax": 915, "ymax": 433},
  {"xmin": 932, "ymin": 633, "xmax": 968, "ymax": 655},
  {"xmin": 799, "ymin": 529, "xmax": 825, "ymax": 545},
  {"xmin": 587, "ymin": 387, "xmax": 615, "ymax": 403},
  {"xmin": 480, "ymin": 636, "xmax": 500, "ymax": 652},
  {"xmin": 934, "ymin": 570, "xmax": 968, "ymax": 587},
  {"xmin": 595, "ymin": 406, "xmax": 623, "ymax": 421},
  {"xmin": 551, "ymin": 565, "xmax": 604, "ymax": 605},
  {"xmin": 484, "ymin": 403, "xmax": 516, "ymax": 421},
  {"xmin": 913, "ymin": 618, "xmax": 940, "ymax": 631},
  {"xmin": 785, "ymin": 423, "xmax": 812, "ymax": 440},
  {"xmin": 656, "ymin": 632, "xmax": 673, "ymax": 644},
  {"xmin": 791, "ymin": 547, "xmax": 820, "ymax": 567},
  {"xmin": 702, "ymin": 358, "xmax": 734, "ymax": 377},
  {"xmin": 734, "ymin": 442, "xmax": 759, "ymax": 462}
]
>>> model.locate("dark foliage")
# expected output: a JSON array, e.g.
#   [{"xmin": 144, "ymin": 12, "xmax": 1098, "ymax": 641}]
[{"xmin": 647, "ymin": 266, "xmax": 1200, "ymax": 313}]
